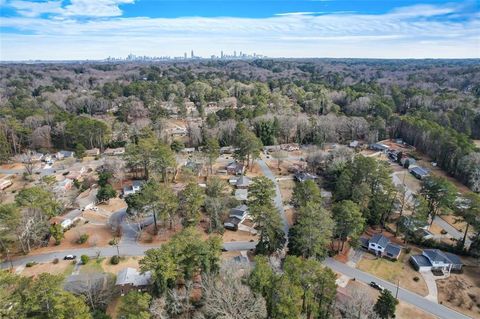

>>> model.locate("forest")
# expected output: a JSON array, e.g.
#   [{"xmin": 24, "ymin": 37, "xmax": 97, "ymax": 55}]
[{"xmin": 1, "ymin": 59, "xmax": 478, "ymax": 191}]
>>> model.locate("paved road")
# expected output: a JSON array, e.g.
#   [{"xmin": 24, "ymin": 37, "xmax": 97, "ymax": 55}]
[
  {"xmin": 1, "ymin": 240, "xmax": 256, "ymax": 269},
  {"xmin": 325, "ymin": 258, "xmax": 471, "ymax": 319},
  {"xmin": 257, "ymin": 159, "xmax": 289, "ymax": 235}
]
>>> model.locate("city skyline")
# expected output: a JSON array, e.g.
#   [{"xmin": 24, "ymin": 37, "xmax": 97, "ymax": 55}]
[{"xmin": 0, "ymin": 0, "xmax": 479, "ymax": 60}]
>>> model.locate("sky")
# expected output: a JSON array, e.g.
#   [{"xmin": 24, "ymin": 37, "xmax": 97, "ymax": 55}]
[{"xmin": 0, "ymin": 0, "xmax": 479, "ymax": 60}]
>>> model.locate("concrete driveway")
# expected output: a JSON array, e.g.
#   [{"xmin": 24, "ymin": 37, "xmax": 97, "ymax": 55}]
[{"xmin": 420, "ymin": 271, "xmax": 439, "ymax": 303}]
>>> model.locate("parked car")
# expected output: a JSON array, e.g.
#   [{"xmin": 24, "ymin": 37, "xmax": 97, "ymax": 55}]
[
  {"xmin": 369, "ymin": 281, "xmax": 384, "ymax": 291},
  {"xmin": 64, "ymin": 255, "xmax": 76, "ymax": 260}
]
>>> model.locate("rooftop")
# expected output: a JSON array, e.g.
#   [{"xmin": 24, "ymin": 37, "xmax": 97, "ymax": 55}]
[
  {"xmin": 369, "ymin": 234, "xmax": 390, "ymax": 248},
  {"xmin": 116, "ymin": 268, "xmax": 152, "ymax": 286}
]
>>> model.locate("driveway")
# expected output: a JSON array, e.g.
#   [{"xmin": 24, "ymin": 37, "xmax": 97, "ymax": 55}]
[{"xmin": 420, "ymin": 271, "xmax": 439, "ymax": 303}]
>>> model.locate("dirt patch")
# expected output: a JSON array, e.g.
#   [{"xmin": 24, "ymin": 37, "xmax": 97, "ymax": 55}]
[
  {"xmin": 32, "ymin": 224, "xmax": 115, "ymax": 255},
  {"xmin": 284, "ymin": 208, "xmax": 296, "ymax": 227},
  {"xmin": 221, "ymin": 251, "xmax": 242, "ymax": 260},
  {"xmin": 394, "ymin": 170, "xmax": 421, "ymax": 194},
  {"xmin": 357, "ymin": 249, "xmax": 428, "ymax": 296},
  {"xmin": 106, "ymin": 296, "xmax": 122, "ymax": 319},
  {"xmin": 19, "ymin": 260, "xmax": 75, "ymax": 278},
  {"xmin": 101, "ymin": 257, "xmax": 141, "ymax": 275},
  {"xmin": 279, "ymin": 179, "xmax": 295, "ymax": 204},
  {"xmin": 222, "ymin": 229, "xmax": 258, "ymax": 242},
  {"xmin": 437, "ymin": 265, "xmax": 480, "ymax": 318},
  {"xmin": 98, "ymin": 198, "xmax": 127, "ymax": 213}
]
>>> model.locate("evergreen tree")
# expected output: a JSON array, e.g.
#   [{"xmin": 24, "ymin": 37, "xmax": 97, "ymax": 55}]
[{"xmin": 374, "ymin": 290, "xmax": 398, "ymax": 319}]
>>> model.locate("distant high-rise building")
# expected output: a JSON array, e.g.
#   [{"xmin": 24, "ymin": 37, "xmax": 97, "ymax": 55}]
[
  {"xmin": 234, "ymin": 50, "xmax": 237, "ymax": 57},
  {"xmin": 184, "ymin": 52, "xmax": 187, "ymax": 59},
  {"xmin": 221, "ymin": 50, "xmax": 224, "ymax": 58},
  {"xmin": 191, "ymin": 50, "xmax": 194, "ymax": 58}
]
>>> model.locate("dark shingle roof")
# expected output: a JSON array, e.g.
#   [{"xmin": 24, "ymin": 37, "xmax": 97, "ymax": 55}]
[
  {"xmin": 416, "ymin": 249, "xmax": 463, "ymax": 267},
  {"xmin": 385, "ymin": 243, "xmax": 402, "ymax": 257},
  {"xmin": 411, "ymin": 255, "xmax": 432, "ymax": 267},
  {"xmin": 411, "ymin": 166, "xmax": 429, "ymax": 177},
  {"xmin": 370, "ymin": 234, "xmax": 390, "ymax": 248}
]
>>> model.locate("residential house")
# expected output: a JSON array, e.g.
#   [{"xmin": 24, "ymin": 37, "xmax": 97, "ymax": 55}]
[
  {"xmin": 409, "ymin": 166, "xmax": 429, "ymax": 180},
  {"xmin": 115, "ymin": 268, "xmax": 153, "ymax": 296},
  {"xmin": 224, "ymin": 205, "xmax": 249, "ymax": 231},
  {"xmin": 349, "ymin": 140, "xmax": 359, "ymax": 148},
  {"xmin": 234, "ymin": 175, "xmax": 251, "ymax": 189},
  {"xmin": 123, "ymin": 180, "xmax": 144, "ymax": 196},
  {"xmin": 104, "ymin": 147, "xmax": 125, "ymax": 156},
  {"xmin": 220, "ymin": 146, "xmax": 235, "ymax": 154},
  {"xmin": 361, "ymin": 234, "xmax": 403, "ymax": 260},
  {"xmin": 19, "ymin": 151, "xmax": 44, "ymax": 163},
  {"xmin": 280, "ymin": 143, "xmax": 300, "ymax": 152},
  {"xmin": 56, "ymin": 150, "xmax": 75, "ymax": 159},
  {"xmin": 369, "ymin": 143, "xmax": 389, "ymax": 152},
  {"xmin": 85, "ymin": 148, "xmax": 100, "ymax": 156},
  {"xmin": 226, "ymin": 161, "xmax": 244, "ymax": 175},
  {"xmin": 410, "ymin": 249, "xmax": 463, "ymax": 273},
  {"xmin": 294, "ymin": 171, "xmax": 317, "ymax": 183}
]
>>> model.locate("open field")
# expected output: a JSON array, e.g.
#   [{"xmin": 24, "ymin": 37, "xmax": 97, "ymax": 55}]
[{"xmin": 357, "ymin": 247, "xmax": 428, "ymax": 296}]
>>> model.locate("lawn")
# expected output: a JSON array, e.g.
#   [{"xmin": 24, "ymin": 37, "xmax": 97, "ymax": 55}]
[
  {"xmin": 20, "ymin": 260, "xmax": 75, "ymax": 278},
  {"xmin": 79, "ymin": 258, "xmax": 105, "ymax": 274},
  {"xmin": 357, "ymin": 250, "xmax": 428, "ymax": 296}
]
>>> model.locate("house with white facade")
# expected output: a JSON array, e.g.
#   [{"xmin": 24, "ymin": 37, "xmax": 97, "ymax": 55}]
[
  {"xmin": 361, "ymin": 234, "xmax": 403, "ymax": 260},
  {"xmin": 410, "ymin": 249, "xmax": 463, "ymax": 273}
]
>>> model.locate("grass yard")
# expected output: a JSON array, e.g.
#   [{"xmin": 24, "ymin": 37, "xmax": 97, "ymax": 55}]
[
  {"xmin": 79, "ymin": 258, "xmax": 105, "ymax": 274},
  {"xmin": 357, "ymin": 250, "xmax": 428, "ymax": 296},
  {"xmin": 20, "ymin": 260, "xmax": 75, "ymax": 278},
  {"xmin": 101, "ymin": 257, "xmax": 141, "ymax": 275}
]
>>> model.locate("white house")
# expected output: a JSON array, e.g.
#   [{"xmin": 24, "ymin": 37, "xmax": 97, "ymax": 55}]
[
  {"xmin": 362, "ymin": 234, "xmax": 402, "ymax": 260},
  {"xmin": 123, "ymin": 180, "xmax": 144, "ymax": 196},
  {"xmin": 410, "ymin": 249, "xmax": 463, "ymax": 273}
]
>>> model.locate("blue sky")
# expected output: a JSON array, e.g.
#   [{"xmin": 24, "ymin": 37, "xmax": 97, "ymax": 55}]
[{"xmin": 0, "ymin": 0, "xmax": 479, "ymax": 60}]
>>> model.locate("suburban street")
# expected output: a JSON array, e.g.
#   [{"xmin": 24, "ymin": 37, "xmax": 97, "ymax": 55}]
[
  {"xmin": 1, "ymin": 159, "xmax": 473, "ymax": 319},
  {"xmin": 324, "ymin": 258, "xmax": 471, "ymax": 319}
]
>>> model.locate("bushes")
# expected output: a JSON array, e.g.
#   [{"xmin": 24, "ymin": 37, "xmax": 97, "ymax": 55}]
[
  {"xmin": 413, "ymin": 276, "xmax": 420, "ymax": 282},
  {"xmin": 77, "ymin": 233, "xmax": 89, "ymax": 244},
  {"xmin": 53, "ymin": 258, "xmax": 59, "ymax": 264},
  {"xmin": 80, "ymin": 255, "xmax": 89, "ymax": 264},
  {"xmin": 110, "ymin": 255, "xmax": 120, "ymax": 265}
]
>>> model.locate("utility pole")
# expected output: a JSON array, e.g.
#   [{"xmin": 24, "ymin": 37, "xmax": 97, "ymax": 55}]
[{"xmin": 395, "ymin": 279, "xmax": 400, "ymax": 298}]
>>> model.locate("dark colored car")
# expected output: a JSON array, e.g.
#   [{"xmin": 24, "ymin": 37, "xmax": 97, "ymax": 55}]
[
  {"xmin": 64, "ymin": 255, "xmax": 76, "ymax": 260},
  {"xmin": 369, "ymin": 281, "xmax": 384, "ymax": 291}
]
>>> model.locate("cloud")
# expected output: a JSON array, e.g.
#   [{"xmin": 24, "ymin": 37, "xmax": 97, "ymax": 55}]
[
  {"xmin": 7, "ymin": 0, "xmax": 135, "ymax": 17},
  {"xmin": 0, "ymin": 1, "xmax": 479, "ymax": 59}
]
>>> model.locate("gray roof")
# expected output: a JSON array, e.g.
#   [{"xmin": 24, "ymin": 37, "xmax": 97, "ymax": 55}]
[
  {"xmin": 423, "ymin": 249, "xmax": 462, "ymax": 265},
  {"xmin": 236, "ymin": 175, "xmax": 251, "ymax": 187},
  {"xmin": 411, "ymin": 166, "xmax": 429, "ymax": 176},
  {"xmin": 411, "ymin": 255, "xmax": 432, "ymax": 267},
  {"xmin": 59, "ymin": 150, "xmax": 74, "ymax": 157},
  {"xmin": 230, "ymin": 204, "xmax": 248, "ymax": 219},
  {"xmin": 385, "ymin": 243, "xmax": 402, "ymax": 257},
  {"xmin": 370, "ymin": 234, "xmax": 390, "ymax": 248},
  {"xmin": 132, "ymin": 180, "xmax": 144, "ymax": 187},
  {"xmin": 360, "ymin": 237, "xmax": 370, "ymax": 248},
  {"xmin": 444, "ymin": 252, "xmax": 463, "ymax": 266},
  {"xmin": 116, "ymin": 268, "xmax": 152, "ymax": 286}
]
